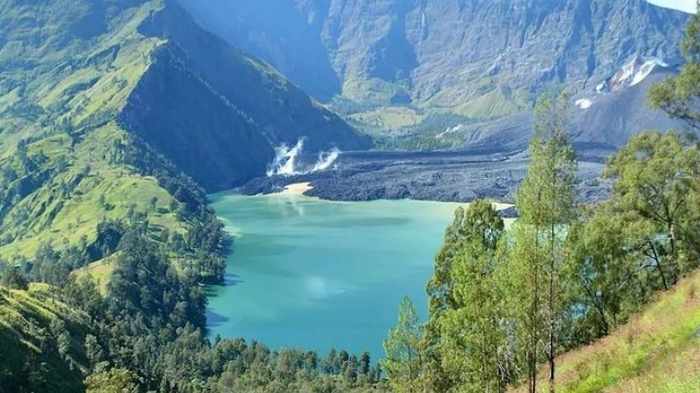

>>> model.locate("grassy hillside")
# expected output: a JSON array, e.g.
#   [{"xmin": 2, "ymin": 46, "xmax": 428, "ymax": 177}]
[
  {"xmin": 0, "ymin": 2, "xmax": 375, "ymax": 390},
  {"xmin": 0, "ymin": 283, "xmax": 91, "ymax": 393},
  {"xmin": 512, "ymin": 270, "xmax": 700, "ymax": 393},
  {"xmin": 0, "ymin": 123, "xmax": 185, "ymax": 260},
  {"xmin": 0, "ymin": 0, "xmax": 368, "ymax": 261},
  {"xmin": 0, "ymin": 0, "xmax": 180, "ymax": 261}
]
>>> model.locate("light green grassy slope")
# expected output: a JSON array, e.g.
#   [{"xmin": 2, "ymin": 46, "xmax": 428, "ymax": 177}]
[
  {"xmin": 0, "ymin": 0, "xmax": 184, "ymax": 261},
  {"xmin": 0, "ymin": 283, "xmax": 91, "ymax": 392},
  {"xmin": 0, "ymin": 0, "xmax": 371, "ymax": 265},
  {"xmin": 0, "ymin": 123, "xmax": 184, "ymax": 260},
  {"xmin": 512, "ymin": 270, "xmax": 700, "ymax": 393}
]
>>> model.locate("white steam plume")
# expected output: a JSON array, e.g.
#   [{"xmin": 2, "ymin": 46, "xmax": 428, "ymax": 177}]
[
  {"xmin": 266, "ymin": 138, "xmax": 341, "ymax": 177},
  {"xmin": 311, "ymin": 148, "xmax": 341, "ymax": 172},
  {"xmin": 266, "ymin": 139, "xmax": 305, "ymax": 176}
]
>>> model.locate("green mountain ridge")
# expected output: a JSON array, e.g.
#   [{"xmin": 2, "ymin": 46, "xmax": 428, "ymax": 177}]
[
  {"xmin": 125, "ymin": 0, "xmax": 370, "ymax": 189},
  {"xmin": 0, "ymin": 283, "xmax": 92, "ymax": 393},
  {"xmin": 1, "ymin": 1, "xmax": 699, "ymax": 392},
  {"xmin": 0, "ymin": 0, "xmax": 368, "ymax": 259}
]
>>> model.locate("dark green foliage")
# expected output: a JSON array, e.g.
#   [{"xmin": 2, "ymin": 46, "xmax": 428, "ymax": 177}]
[
  {"xmin": 0, "ymin": 285, "xmax": 90, "ymax": 393},
  {"xmin": 422, "ymin": 200, "xmax": 509, "ymax": 392},
  {"xmin": 650, "ymin": 0, "xmax": 700, "ymax": 128},
  {"xmin": 0, "ymin": 0, "xmax": 372, "ymax": 391},
  {"xmin": 107, "ymin": 229, "xmax": 207, "ymax": 331},
  {"xmin": 29, "ymin": 243, "xmax": 86, "ymax": 286},
  {"xmin": 87, "ymin": 220, "xmax": 125, "ymax": 261},
  {"xmin": 0, "ymin": 265, "xmax": 28, "ymax": 289},
  {"xmin": 563, "ymin": 208, "xmax": 648, "ymax": 344},
  {"xmin": 604, "ymin": 132, "xmax": 700, "ymax": 288},
  {"xmin": 383, "ymin": 297, "xmax": 422, "ymax": 393},
  {"xmin": 437, "ymin": 201, "xmax": 510, "ymax": 393},
  {"xmin": 411, "ymin": 131, "xmax": 700, "ymax": 393},
  {"xmin": 2, "ymin": 217, "xmax": 386, "ymax": 393}
]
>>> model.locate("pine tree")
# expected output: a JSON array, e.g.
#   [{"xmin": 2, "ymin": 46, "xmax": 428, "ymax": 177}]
[
  {"xmin": 513, "ymin": 93, "xmax": 577, "ymax": 393},
  {"xmin": 423, "ymin": 204, "xmax": 498, "ymax": 391},
  {"xmin": 438, "ymin": 200, "xmax": 509, "ymax": 392},
  {"xmin": 383, "ymin": 296, "xmax": 422, "ymax": 393}
]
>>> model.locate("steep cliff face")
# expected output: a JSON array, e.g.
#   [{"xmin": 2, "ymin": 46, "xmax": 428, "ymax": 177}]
[
  {"xmin": 412, "ymin": 0, "xmax": 683, "ymax": 106},
  {"xmin": 184, "ymin": 0, "xmax": 687, "ymax": 107},
  {"xmin": 121, "ymin": 1, "xmax": 370, "ymax": 190},
  {"xmin": 0, "ymin": 0, "xmax": 369, "ymax": 193},
  {"xmin": 181, "ymin": 0, "xmax": 688, "ymax": 148}
]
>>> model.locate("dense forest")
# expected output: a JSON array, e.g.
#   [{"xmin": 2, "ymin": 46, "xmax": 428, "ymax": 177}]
[
  {"xmin": 1, "ymin": 3, "xmax": 700, "ymax": 393},
  {"xmin": 0, "ymin": 144, "xmax": 386, "ymax": 392},
  {"xmin": 0, "ymin": 188, "xmax": 387, "ymax": 392}
]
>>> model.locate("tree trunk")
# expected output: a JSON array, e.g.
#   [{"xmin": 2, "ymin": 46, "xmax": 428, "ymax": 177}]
[
  {"xmin": 531, "ymin": 233, "xmax": 541, "ymax": 393},
  {"xmin": 668, "ymin": 222, "xmax": 678, "ymax": 283},
  {"xmin": 649, "ymin": 240, "xmax": 669, "ymax": 290},
  {"xmin": 549, "ymin": 224, "xmax": 556, "ymax": 393}
]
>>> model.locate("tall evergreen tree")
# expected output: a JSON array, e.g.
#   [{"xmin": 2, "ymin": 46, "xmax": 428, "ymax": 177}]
[
  {"xmin": 438, "ymin": 200, "xmax": 509, "ymax": 393},
  {"xmin": 423, "ymin": 201, "xmax": 507, "ymax": 391},
  {"xmin": 512, "ymin": 93, "xmax": 577, "ymax": 393},
  {"xmin": 383, "ymin": 296, "xmax": 422, "ymax": 393}
]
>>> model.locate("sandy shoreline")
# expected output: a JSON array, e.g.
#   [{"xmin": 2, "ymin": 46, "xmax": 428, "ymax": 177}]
[
  {"xmin": 492, "ymin": 202, "xmax": 514, "ymax": 211},
  {"xmin": 277, "ymin": 182, "xmax": 314, "ymax": 195}
]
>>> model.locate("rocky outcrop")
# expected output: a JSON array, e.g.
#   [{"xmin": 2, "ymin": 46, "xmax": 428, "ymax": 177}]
[{"xmin": 238, "ymin": 148, "xmax": 612, "ymax": 204}]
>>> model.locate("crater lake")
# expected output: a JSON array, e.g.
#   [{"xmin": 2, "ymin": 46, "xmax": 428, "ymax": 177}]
[{"xmin": 206, "ymin": 190, "xmax": 491, "ymax": 359}]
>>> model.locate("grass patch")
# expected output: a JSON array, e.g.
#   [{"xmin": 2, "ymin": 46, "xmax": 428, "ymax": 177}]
[
  {"xmin": 349, "ymin": 106, "xmax": 426, "ymax": 131},
  {"xmin": 0, "ymin": 124, "xmax": 184, "ymax": 260},
  {"xmin": 511, "ymin": 270, "xmax": 700, "ymax": 393},
  {"xmin": 72, "ymin": 252, "xmax": 119, "ymax": 295},
  {"xmin": 0, "ymin": 283, "xmax": 91, "ymax": 392}
]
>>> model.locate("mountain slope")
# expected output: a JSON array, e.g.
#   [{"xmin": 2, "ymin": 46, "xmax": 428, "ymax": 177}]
[
  {"xmin": 0, "ymin": 0, "xmax": 368, "ymax": 260},
  {"xmin": 572, "ymin": 59, "xmax": 684, "ymax": 145},
  {"xmin": 511, "ymin": 269, "xmax": 700, "ymax": 393},
  {"xmin": 125, "ymin": 1, "xmax": 370, "ymax": 189},
  {"xmin": 181, "ymin": 0, "xmax": 689, "ymax": 148},
  {"xmin": 0, "ymin": 284, "xmax": 91, "ymax": 393}
]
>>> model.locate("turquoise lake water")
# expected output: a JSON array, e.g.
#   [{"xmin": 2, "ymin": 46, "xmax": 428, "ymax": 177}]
[{"xmin": 206, "ymin": 192, "xmax": 465, "ymax": 359}]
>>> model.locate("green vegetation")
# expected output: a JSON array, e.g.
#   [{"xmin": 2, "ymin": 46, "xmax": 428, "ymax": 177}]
[
  {"xmin": 650, "ymin": 0, "xmax": 700, "ymax": 128},
  {"xmin": 383, "ymin": 22, "xmax": 700, "ymax": 387},
  {"xmin": 383, "ymin": 297, "xmax": 422, "ymax": 393},
  {"xmin": 0, "ymin": 283, "xmax": 91, "ymax": 393},
  {"xmin": 514, "ymin": 268, "xmax": 700, "ymax": 393},
  {"xmin": 433, "ymin": 200, "xmax": 508, "ymax": 393},
  {"xmin": 383, "ymin": 123, "xmax": 700, "ymax": 393},
  {"xmin": 453, "ymin": 86, "xmax": 529, "ymax": 120},
  {"xmin": 2, "ymin": 217, "xmax": 387, "ymax": 392},
  {"xmin": 512, "ymin": 93, "xmax": 578, "ymax": 393},
  {"xmin": 0, "ymin": 0, "xmax": 193, "ymax": 264},
  {"xmin": 348, "ymin": 106, "xmax": 426, "ymax": 133},
  {"xmin": 0, "ymin": 1, "xmax": 698, "ymax": 392},
  {"xmin": 0, "ymin": 0, "xmax": 376, "ymax": 391}
]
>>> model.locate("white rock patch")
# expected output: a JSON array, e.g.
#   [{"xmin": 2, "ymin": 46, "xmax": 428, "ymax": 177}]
[{"xmin": 576, "ymin": 98, "xmax": 593, "ymax": 110}]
